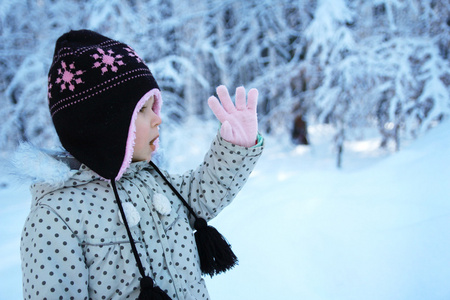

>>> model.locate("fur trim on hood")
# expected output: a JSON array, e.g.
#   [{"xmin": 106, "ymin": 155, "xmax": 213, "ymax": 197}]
[{"xmin": 10, "ymin": 143, "xmax": 80, "ymax": 189}]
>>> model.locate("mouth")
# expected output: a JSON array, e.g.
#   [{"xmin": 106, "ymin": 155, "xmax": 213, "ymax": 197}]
[
  {"xmin": 150, "ymin": 135, "xmax": 159, "ymax": 145},
  {"xmin": 149, "ymin": 135, "xmax": 159, "ymax": 151}
]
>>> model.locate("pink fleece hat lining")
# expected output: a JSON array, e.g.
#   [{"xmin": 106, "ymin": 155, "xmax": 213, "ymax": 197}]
[{"xmin": 115, "ymin": 88, "xmax": 162, "ymax": 181}]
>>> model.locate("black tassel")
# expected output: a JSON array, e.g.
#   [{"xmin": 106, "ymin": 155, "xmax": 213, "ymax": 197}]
[
  {"xmin": 138, "ymin": 276, "xmax": 172, "ymax": 300},
  {"xmin": 149, "ymin": 162, "xmax": 239, "ymax": 277},
  {"xmin": 194, "ymin": 218, "xmax": 238, "ymax": 277}
]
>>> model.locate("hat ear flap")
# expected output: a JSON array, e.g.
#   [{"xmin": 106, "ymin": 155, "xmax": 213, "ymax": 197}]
[{"xmin": 116, "ymin": 88, "xmax": 162, "ymax": 181}]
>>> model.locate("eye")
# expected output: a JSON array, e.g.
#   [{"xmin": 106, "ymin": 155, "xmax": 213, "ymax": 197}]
[{"xmin": 139, "ymin": 105, "xmax": 147, "ymax": 113}]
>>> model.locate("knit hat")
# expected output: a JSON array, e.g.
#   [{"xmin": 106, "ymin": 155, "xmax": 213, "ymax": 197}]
[{"xmin": 48, "ymin": 29, "xmax": 161, "ymax": 181}]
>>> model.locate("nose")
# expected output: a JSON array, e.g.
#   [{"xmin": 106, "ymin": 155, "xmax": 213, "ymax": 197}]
[{"xmin": 151, "ymin": 112, "xmax": 162, "ymax": 127}]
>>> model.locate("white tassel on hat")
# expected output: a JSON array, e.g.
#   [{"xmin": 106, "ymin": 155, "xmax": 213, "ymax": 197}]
[
  {"xmin": 118, "ymin": 202, "xmax": 141, "ymax": 227},
  {"xmin": 153, "ymin": 193, "xmax": 172, "ymax": 215}
]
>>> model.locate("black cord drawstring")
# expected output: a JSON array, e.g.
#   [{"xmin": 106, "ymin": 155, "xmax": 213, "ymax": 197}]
[
  {"xmin": 111, "ymin": 181, "xmax": 146, "ymax": 277},
  {"xmin": 149, "ymin": 161, "xmax": 238, "ymax": 277},
  {"xmin": 149, "ymin": 162, "xmax": 198, "ymax": 218},
  {"xmin": 109, "ymin": 161, "xmax": 239, "ymax": 299},
  {"xmin": 111, "ymin": 180, "xmax": 171, "ymax": 300}
]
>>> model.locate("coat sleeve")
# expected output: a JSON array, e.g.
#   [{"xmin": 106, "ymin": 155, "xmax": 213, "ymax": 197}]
[
  {"xmin": 21, "ymin": 205, "xmax": 89, "ymax": 299},
  {"xmin": 159, "ymin": 133, "xmax": 264, "ymax": 221}
]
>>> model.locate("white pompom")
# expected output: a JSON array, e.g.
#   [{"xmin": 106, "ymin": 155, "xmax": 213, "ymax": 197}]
[
  {"xmin": 153, "ymin": 193, "xmax": 172, "ymax": 215},
  {"xmin": 118, "ymin": 202, "xmax": 141, "ymax": 227}
]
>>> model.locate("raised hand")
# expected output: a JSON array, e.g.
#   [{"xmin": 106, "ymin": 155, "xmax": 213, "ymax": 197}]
[{"xmin": 208, "ymin": 85, "xmax": 258, "ymax": 148}]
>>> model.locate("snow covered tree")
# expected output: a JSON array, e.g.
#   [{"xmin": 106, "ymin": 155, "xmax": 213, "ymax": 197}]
[
  {"xmin": 0, "ymin": 0, "xmax": 84, "ymax": 151},
  {"xmin": 1, "ymin": 0, "xmax": 449, "ymax": 169},
  {"xmin": 302, "ymin": 0, "xmax": 450, "ymax": 166},
  {"xmin": 302, "ymin": 0, "xmax": 360, "ymax": 167}
]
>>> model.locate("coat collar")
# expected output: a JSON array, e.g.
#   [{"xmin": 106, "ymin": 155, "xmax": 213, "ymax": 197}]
[{"xmin": 11, "ymin": 143, "xmax": 152, "ymax": 205}]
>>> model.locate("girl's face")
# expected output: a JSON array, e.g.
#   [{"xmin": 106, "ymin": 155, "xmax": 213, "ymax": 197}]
[{"xmin": 132, "ymin": 96, "xmax": 162, "ymax": 162}]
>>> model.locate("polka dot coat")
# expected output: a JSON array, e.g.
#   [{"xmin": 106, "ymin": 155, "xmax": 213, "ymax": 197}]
[{"xmin": 20, "ymin": 134, "xmax": 263, "ymax": 299}]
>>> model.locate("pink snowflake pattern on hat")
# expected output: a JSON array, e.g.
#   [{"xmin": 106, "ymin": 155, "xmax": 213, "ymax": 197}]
[
  {"xmin": 56, "ymin": 61, "xmax": 85, "ymax": 92},
  {"xmin": 92, "ymin": 48, "xmax": 125, "ymax": 74},
  {"xmin": 125, "ymin": 47, "xmax": 143, "ymax": 63}
]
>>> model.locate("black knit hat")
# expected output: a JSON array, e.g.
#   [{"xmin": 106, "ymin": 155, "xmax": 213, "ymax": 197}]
[{"xmin": 48, "ymin": 29, "xmax": 161, "ymax": 180}]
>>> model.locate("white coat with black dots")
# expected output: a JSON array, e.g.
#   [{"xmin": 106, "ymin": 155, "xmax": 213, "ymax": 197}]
[{"xmin": 20, "ymin": 133, "xmax": 263, "ymax": 300}]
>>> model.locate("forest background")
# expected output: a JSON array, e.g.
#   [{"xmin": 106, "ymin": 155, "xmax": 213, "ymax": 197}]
[
  {"xmin": 1, "ymin": 1, "xmax": 450, "ymax": 299},
  {"xmin": 0, "ymin": 0, "xmax": 449, "ymax": 166}
]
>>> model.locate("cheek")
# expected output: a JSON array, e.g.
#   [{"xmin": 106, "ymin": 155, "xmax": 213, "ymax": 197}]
[{"xmin": 135, "ymin": 120, "xmax": 150, "ymax": 146}]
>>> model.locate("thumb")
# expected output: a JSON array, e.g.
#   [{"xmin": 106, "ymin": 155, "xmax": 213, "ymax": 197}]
[{"xmin": 220, "ymin": 120, "xmax": 233, "ymax": 142}]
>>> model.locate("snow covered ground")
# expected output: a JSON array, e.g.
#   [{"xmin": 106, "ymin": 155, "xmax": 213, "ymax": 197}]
[{"xmin": 1, "ymin": 119, "xmax": 449, "ymax": 300}]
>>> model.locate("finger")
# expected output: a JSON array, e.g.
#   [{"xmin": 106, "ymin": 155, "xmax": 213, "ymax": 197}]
[
  {"xmin": 235, "ymin": 86, "xmax": 246, "ymax": 110},
  {"xmin": 247, "ymin": 88, "xmax": 258, "ymax": 112},
  {"xmin": 216, "ymin": 85, "xmax": 236, "ymax": 113},
  {"xmin": 208, "ymin": 96, "xmax": 227, "ymax": 122}
]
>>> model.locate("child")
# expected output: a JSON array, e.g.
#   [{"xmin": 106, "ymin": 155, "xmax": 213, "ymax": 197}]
[{"xmin": 20, "ymin": 29, "xmax": 263, "ymax": 299}]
